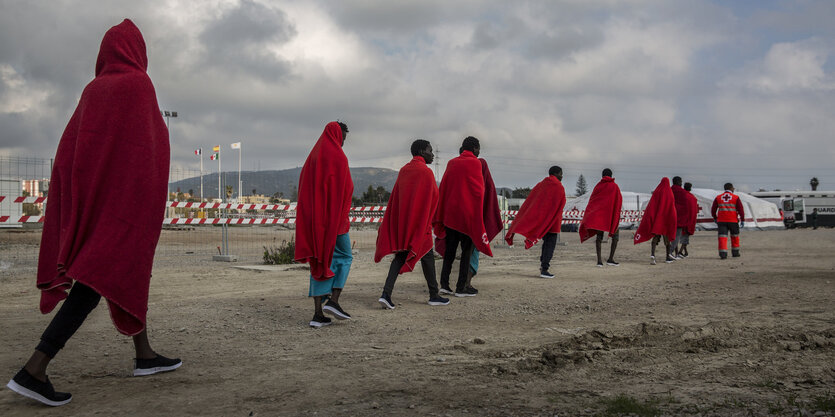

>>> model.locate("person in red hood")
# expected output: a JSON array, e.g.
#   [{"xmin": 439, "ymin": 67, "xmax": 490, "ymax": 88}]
[
  {"xmin": 375, "ymin": 140, "xmax": 450, "ymax": 309},
  {"xmin": 6, "ymin": 20, "xmax": 180, "ymax": 407},
  {"xmin": 670, "ymin": 176, "xmax": 690, "ymax": 260},
  {"xmin": 634, "ymin": 178, "xmax": 678, "ymax": 265},
  {"xmin": 433, "ymin": 136, "xmax": 491, "ymax": 297},
  {"xmin": 578, "ymin": 168, "xmax": 622, "ymax": 267},
  {"xmin": 295, "ymin": 121, "xmax": 354, "ymax": 328},
  {"xmin": 676, "ymin": 182, "xmax": 700, "ymax": 257},
  {"xmin": 505, "ymin": 166, "xmax": 567, "ymax": 278}
]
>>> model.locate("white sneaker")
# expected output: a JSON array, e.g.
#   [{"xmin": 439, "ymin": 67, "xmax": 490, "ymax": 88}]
[{"xmin": 650, "ymin": 256, "xmax": 656, "ymax": 265}]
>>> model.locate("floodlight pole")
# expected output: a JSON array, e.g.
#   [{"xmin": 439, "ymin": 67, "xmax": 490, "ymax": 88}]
[{"xmin": 161, "ymin": 110, "xmax": 178, "ymax": 201}]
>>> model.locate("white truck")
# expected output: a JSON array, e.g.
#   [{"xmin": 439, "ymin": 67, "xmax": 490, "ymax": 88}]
[{"xmin": 750, "ymin": 191, "xmax": 835, "ymax": 228}]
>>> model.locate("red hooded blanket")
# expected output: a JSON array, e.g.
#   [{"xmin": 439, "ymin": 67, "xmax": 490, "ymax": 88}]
[
  {"xmin": 374, "ymin": 156, "xmax": 438, "ymax": 273},
  {"xmin": 505, "ymin": 176, "xmax": 566, "ymax": 249},
  {"xmin": 686, "ymin": 191, "xmax": 699, "ymax": 235},
  {"xmin": 672, "ymin": 184, "xmax": 691, "ymax": 228},
  {"xmin": 433, "ymin": 151, "xmax": 492, "ymax": 257},
  {"xmin": 634, "ymin": 178, "xmax": 678, "ymax": 244},
  {"xmin": 294, "ymin": 122, "xmax": 353, "ymax": 280},
  {"xmin": 36, "ymin": 19, "xmax": 169, "ymax": 336},
  {"xmin": 579, "ymin": 176, "xmax": 622, "ymax": 242}
]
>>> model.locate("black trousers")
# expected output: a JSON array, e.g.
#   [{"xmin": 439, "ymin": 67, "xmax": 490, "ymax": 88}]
[
  {"xmin": 539, "ymin": 233, "xmax": 559, "ymax": 272},
  {"xmin": 439, "ymin": 227, "xmax": 474, "ymax": 292},
  {"xmin": 383, "ymin": 251, "xmax": 440, "ymax": 298},
  {"xmin": 36, "ymin": 282, "xmax": 101, "ymax": 358}
]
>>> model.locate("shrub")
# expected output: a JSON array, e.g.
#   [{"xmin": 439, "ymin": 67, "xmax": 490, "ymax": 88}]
[{"xmin": 263, "ymin": 239, "xmax": 295, "ymax": 265}]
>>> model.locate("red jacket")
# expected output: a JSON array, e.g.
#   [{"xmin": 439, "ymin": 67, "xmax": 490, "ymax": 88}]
[{"xmin": 711, "ymin": 191, "xmax": 744, "ymax": 223}]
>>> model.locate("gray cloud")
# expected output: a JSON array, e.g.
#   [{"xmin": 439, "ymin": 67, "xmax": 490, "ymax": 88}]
[
  {"xmin": 1, "ymin": 0, "xmax": 834, "ymax": 193},
  {"xmin": 197, "ymin": 0, "xmax": 297, "ymax": 81}
]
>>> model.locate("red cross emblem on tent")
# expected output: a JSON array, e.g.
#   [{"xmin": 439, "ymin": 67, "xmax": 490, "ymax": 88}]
[{"xmin": 721, "ymin": 193, "xmax": 733, "ymax": 202}]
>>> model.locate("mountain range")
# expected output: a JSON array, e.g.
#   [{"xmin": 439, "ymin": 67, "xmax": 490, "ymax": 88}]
[{"xmin": 169, "ymin": 167, "xmax": 399, "ymax": 200}]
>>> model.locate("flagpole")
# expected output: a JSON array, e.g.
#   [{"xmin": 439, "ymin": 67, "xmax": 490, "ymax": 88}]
[
  {"xmin": 237, "ymin": 143, "xmax": 242, "ymax": 201},
  {"xmin": 217, "ymin": 147, "xmax": 222, "ymax": 202}
]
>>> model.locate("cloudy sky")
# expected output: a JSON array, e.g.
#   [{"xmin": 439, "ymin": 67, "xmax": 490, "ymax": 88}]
[{"xmin": 1, "ymin": 0, "xmax": 833, "ymax": 193}]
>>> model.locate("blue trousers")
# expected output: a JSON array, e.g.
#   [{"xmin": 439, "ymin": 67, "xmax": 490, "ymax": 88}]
[
  {"xmin": 309, "ymin": 233, "xmax": 352, "ymax": 297},
  {"xmin": 469, "ymin": 250, "xmax": 479, "ymax": 275}
]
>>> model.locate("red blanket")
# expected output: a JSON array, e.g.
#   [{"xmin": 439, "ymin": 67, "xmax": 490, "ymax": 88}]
[
  {"xmin": 579, "ymin": 176, "xmax": 622, "ymax": 242},
  {"xmin": 672, "ymin": 184, "xmax": 691, "ymax": 228},
  {"xmin": 433, "ymin": 151, "xmax": 492, "ymax": 257},
  {"xmin": 374, "ymin": 156, "xmax": 438, "ymax": 273},
  {"xmin": 505, "ymin": 176, "xmax": 566, "ymax": 249},
  {"xmin": 294, "ymin": 122, "xmax": 353, "ymax": 280},
  {"xmin": 686, "ymin": 191, "xmax": 699, "ymax": 235},
  {"xmin": 36, "ymin": 19, "xmax": 169, "ymax": 336},
  {"xmin": 481, "ymin": 159, "xmax": 503, "ymax": 243},
  {"xmin": 634, "ymin": 178, "xmax": 677, "ymax": 244}
]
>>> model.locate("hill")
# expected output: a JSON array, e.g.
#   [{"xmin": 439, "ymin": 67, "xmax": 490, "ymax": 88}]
[{"xmin": 170, "ymin": 167, "xmax": 399, "ymax": 200}]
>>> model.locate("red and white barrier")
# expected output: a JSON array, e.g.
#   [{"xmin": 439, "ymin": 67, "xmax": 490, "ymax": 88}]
[
  {"xmin": 162, "ymin": 216, "xmax": 382, "ymax": 225},
  {"xmin": 0, "ymin": 196, "xmax": 644, "ymax": 226}
]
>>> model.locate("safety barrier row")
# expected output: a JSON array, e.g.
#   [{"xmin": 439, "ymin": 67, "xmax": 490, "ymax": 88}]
[{"xmin": 1, "ymin": 197, "xmax": 645, "ymax": 225}]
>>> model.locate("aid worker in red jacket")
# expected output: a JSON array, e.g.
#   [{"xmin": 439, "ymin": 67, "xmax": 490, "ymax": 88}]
[{"xmin": 711, "ymin": 183, "xmax": 745, "ymax": 259}]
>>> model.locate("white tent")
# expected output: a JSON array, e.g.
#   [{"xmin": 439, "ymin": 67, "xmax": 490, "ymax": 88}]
[{"xmin": 689, "ymin": 188, "xmax": 783, "ymax": 230}]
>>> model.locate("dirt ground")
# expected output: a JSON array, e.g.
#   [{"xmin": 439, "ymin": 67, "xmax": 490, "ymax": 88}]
[{"xmin": 0, "ymin": 228, "xmax": 833, "ymax": 416}]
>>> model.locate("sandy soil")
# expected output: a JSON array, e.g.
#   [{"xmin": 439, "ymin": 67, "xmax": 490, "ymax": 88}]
[{"xmin": 0, "ymin": 228, "xmax": 833, "ymax": 416}]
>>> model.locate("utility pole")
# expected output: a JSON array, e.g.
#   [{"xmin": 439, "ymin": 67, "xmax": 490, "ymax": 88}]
[{"xmin": 435, "ymin": 146, "xmax": 441, "ymax": 179}]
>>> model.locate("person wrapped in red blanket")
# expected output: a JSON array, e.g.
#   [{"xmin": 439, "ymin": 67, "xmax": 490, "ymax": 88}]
[
  {"xmin": 506, "ymin": 166, "xmax": 567, "ymax": 278},
  {"xmin": 578, "ymin": 168, "xmax": 623, "ymax": 267},
  {"xmin": 7, "ymin": 19, "xmax": 180, "ymax": 408},
  {"xmin": 634, "ymin": 177, "xmax": 678, "ymax": 265},
  {"xmin": 670, "ymin": 176, "xmax": 691, "ymax": 258},
  {"xmin": 295, "ymin": 121, "xmax": 354, "ymax": 328},
  {"xmin": 374, "ymin": 140, "xmax": 449, "ymax": 309},
  {"xmin": 456, "ymin": 157, "xmax": 504, "ymax": 292},
  {"xmin": 433, "ymin": 136, "xmax": 491, "ymax": 297},
  {"xmin": 676, "ymin": 182, "xmax": 700, "ymax": 257}
]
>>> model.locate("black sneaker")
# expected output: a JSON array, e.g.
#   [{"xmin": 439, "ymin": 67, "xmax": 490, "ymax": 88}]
[
  {"xmin": 439, "ymin": 286, "xmax": 454, "ymax": 295},
  {"xmin": 309, "ymin": 314, "xmax": 332, "ymax": 328},
  {"xmin": 540, "ymin": 270, "xmax": 555, "ymax": 279},
  {"xmin": 606, "ymin": 260, "xmax": 620, "ymax": 266},
  {"xmin": 455, "ymin": 287, "xmax": 477, "ymax": 297},
  {"xmin": 596, "ymin": 262, "xmax": 604, "ymax": 268},
  {"xmin": 133, "ymin": 354, "xmax": 183, "ymax": 377},
  {"xmin": 428, "ymin": 295, "xmax": 450, "ymax": 306},
  {"xmin": 6, "ymin": 368, "xmax": 71, "ymax": 407},
  {"xmin": 378, "ymin": 293, "xmax": 395, "ymax": 310},
  {"xmin": 665, "ymin": 256, "xmax": 675, "ymax": 263},
  {"xmin": 323, "ymin": 300, "xmax": 351, "ymax": 320}
]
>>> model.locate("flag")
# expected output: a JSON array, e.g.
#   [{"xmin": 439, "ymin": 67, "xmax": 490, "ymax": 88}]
[
  {"xmin": 210, "ymin": 154, "xmax": 218, "ymax": 161},
  {"xmin": 231, "ymin": 142, "xmax": 241, "ymax": 149},
  {"xmin": 194, "ymin": 148, "xmax": 201, "ymax": 156},
  {"xmin": 212, "ymin": 145, "xmax": 220, "ymax": 152}
]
